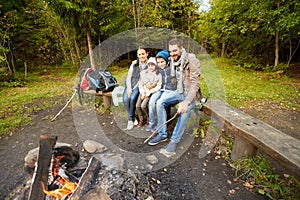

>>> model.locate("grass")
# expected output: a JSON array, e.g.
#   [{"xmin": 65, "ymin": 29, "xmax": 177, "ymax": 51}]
[
  {"xmin": 200, "ymin": 57, "xmax": 299, "ymax": 109},
  {"xmin": 0, "ymin": 57, "xmax": 299, "ymax": 137},
  {"xmin": 0, "ymin": 65, "xmax": 77, "ymax": 136}
]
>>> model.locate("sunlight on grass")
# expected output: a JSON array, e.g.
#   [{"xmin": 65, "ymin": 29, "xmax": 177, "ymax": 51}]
[{"xmin": 212, "ymin": 57, "xmax": 299, "ymax": 109}]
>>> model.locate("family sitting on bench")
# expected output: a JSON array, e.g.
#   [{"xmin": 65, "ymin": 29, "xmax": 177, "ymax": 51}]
[{"xmin": 123, "ymin": 38, "xmax": 204, "ymax": 156}]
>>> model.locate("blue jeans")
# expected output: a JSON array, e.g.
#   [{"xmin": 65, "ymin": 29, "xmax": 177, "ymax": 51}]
[
  {"xmin": 123, "ymin": 87, "xmax": 139, "ymax": 121},
  {"xmin": 156, "ymin": 91, "xmax": 195, "ymax": 143},
  {"xmin": 148, "ymin": 91, "xmax": 163, "ymax": 127}
]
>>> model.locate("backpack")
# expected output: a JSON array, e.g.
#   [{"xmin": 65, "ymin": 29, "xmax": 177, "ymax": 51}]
[
  {"xmin": 86, "ymin": 69, "xmax": 118, "ymax": 93},
  {"xmin": 77, "ymin": 68, "xmax": 118, "ymax": 104}
]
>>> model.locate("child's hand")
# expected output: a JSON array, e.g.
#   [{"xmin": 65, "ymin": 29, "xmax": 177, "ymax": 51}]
[{"xmin": 146, "ymin": 82, "xmax": 153, "ymax": 89}]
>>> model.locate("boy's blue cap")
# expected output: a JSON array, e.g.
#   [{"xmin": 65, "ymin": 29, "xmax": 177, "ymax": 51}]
[{"xmin": 156, "ymin": 50, "xmax": 169, "ymax": 64}]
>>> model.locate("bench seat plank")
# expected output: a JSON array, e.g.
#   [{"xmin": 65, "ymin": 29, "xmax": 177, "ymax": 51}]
[
  {"xmin": 82, "ymin": 90, "xmax": 112, "ymax": 107},
  {"xmin": 203, "ymin": 99, "xmax": 300, "ymax": 178}
]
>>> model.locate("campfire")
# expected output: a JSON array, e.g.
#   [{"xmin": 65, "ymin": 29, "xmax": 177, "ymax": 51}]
[
  {"xmin": 20, "ymin": 135, "xmax": 154, "ymax": 200},
  {"xmin": 27, "ymin": 135, "xmax": 104, "ymax": 200}
]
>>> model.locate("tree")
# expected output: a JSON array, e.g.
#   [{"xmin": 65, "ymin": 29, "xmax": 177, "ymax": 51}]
[{"xmin": 195, "ymin": 0, "xmax": 300, "ymax": 68}]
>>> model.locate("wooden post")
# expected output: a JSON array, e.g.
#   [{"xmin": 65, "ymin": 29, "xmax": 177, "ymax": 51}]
[
  {"xmin": 102, "ymin": 95, "xmax": 111, "ymax": 107},
  {"xmin": 231, "ymin": 135, "xmax": 257, "ymax": 161},
  {"xmin": 28, "ymin": 135, "xmax": 57, "ymax": 200}
]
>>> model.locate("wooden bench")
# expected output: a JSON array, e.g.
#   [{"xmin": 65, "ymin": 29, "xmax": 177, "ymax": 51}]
[
  {"xmin": 83, "ymin": 90, "xmax": 113, "ymax": 107},
  {"xmin": 202, "ymin": 98, "xmax": 300, "ymax": 179}
]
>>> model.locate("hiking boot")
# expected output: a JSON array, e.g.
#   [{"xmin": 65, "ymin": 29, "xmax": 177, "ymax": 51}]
[
  {"xmin": 148, "ymin": 135, "xmax": 168, "ymax": 146},
  {"xmin": 127, "ymin": 121, "xmax": 134, "ymax": 130}
]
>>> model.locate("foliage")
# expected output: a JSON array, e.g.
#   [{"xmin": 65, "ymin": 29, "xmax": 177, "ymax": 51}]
[
  {"xmin": 194, "ymin": 0, "xmax": 300, "ymax": 67},
  {"xmin": 193, "ymin": 117, "xmax": 211, "ymax": 138},
  {"xmin": 231, "ymin": 155, "xmax": 300, "ymax": 200}
]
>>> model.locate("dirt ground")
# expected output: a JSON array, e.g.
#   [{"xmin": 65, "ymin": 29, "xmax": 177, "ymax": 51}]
[
  {"xmin": 0, "ymin": 96, "xmax": 299, "ymax": 200},
  {"xmin": 0, "ymin": 65, "xmax": 299, "ymax": 200}
]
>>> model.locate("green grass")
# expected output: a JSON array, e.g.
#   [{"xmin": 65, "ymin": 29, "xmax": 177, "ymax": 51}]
[
  {"xmin": 201, "ymin": 57, "xmax": 299, "ymax": 109},
  {"xmin": 0, "ymin": 58, "xmax": 299, "ymax": 137},
  {"xmin": 0, "ymin": 65, "xmax": 77, "ymax": 136}
]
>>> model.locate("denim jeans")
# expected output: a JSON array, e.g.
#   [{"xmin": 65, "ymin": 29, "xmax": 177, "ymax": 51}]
[
  {"xmin": 123, "ymin": 87, "xmax": 139, "ymax": 121},
  {"xmin": 148, "ymin": 91, "xmax": 163, "ymax": 127},
  {"xmin": 156, "ymin": 91, "xmax": 182, "ymax": 137},
  {"xmin": 156, "ymin": 90, "xmax": 195, "ymax": 143}
]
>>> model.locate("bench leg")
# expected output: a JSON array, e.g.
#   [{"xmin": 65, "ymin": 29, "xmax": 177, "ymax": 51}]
[
  {"xmin": 103, "ymin": 96, "xmax": 111, "ymax": 107},
  {"xmin": 231, "ymin": 135, "xmax": 257, "ymax": 161}
]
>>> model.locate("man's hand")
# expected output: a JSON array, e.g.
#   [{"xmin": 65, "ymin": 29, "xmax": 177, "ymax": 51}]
[{"xmin": 177, "ymin": 102, "xmax": 189, "ymax": 113}]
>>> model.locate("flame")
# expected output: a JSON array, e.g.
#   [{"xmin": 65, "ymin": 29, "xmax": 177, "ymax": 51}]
[
  {"xmin": 41, "ymin": 154, "xmax": 78, "ymax": 199},
  {"xmin": 41, "ymin": 176, "xmax": 78, "ymax": 199}
]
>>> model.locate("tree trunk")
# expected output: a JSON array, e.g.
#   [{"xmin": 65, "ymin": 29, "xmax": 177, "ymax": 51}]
[
  {"xmin": 274, "ymin": 31, "xmax": 279, "ymax": 67},
  {"xmin": 86, "ymin": 26, "xmax": 95, "ymax": 69},
  {"xmin": 75, "ymin": 40, "xmax": 82, "ymax": 66},
  {"xmin": 221, "ymin": 42, "xmax": 226, "ymax": 57},
  {"xmin": 132, "ymin": 0, "xmax": 137, "ymax": 38},
  {"xmin": 274, "ymin": 0, "xmax": 280, "ymax": 67}
]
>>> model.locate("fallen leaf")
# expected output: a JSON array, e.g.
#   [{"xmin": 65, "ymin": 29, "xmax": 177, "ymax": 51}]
[{"xmin": 243, "ymin": 182, "xmax": 254, "ymax": 189}]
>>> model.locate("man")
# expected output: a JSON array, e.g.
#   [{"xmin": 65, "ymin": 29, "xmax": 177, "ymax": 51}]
[{"xmin": 148, "ymin": 38, "xmax": 202, "ymax": 157}]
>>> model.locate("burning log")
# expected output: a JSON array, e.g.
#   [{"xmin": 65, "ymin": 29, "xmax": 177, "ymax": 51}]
[
  {"xmin": 28, "ymin": 135, "xmax": 57, "ymax": 200},
  {"xmin": 68, "ymin": 156, "xmax": 102, "ymax": 200}
]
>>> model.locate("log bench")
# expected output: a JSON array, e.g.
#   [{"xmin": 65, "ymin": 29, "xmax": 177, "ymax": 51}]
[
  {"xmin": 83, "ymin": 90, "xmax": 113, "ymax": 107},
  {"xmin": 202, "ymin": 98, "xmax": 300, "ymax": 179}
]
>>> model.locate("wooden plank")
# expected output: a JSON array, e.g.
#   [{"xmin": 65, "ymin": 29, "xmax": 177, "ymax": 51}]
[
  {"xmin": 68, "ymin": 156, "xmax": 102, "ymax": 200},
  {"xmin": 203, "ymin": 99, "xmax": 300, "ymax": 179},
  {"xmin": 83, "ymin": 90, "xmax": 112, "ymax": 107},
  {"xmin": 83, "ymin": 90, "xmax": 112, "ymax": 96},
  {"xmin": 28, "ymin": 135, "xmax": 57, "ymax": 200},
  {"xmin": 231, "ymin": 135, "xmax": 257, "ymax": 161}
]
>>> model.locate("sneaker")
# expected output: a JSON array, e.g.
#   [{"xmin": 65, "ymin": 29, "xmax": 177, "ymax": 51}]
[
  {"xmin": 127, "ymin": 121, "xmax": 134, "ymax": 130},
  {"xmin": 133, "ymin": 119, "xmax": 138, "ymax": 126},
  {"xmin": 159, "ymin": 141, "xmax": 177, "ymax": 157},
  {"xmin": 148, "ymin": 135, "xmax": 168, "ymax": 146},
  {"xmin": 151, "ymin": 126, "xmax": 158, "ymax": 133},
  {"xmin": 146, "ymin": 124, "xmax": 153, "ymax": 132},
  {"xmin": 166, "ymin": 141, "xmax": 177, "ymax": 153},
  {"xmin": 159, "ymin": 148, "xmax": 176, "ymax": 157}
]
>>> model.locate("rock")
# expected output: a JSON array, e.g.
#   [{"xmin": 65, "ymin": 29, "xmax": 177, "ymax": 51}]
[
  {"xmin": 96, "ymin": 153, "xmax": 124, "ymax": 170},
  {"xmin": 146, "ymin": 155, "xmax": 158, "ymax": 164},
  {"xmin": 83, "ymin": 140, "xmax": 107, "ymax": 153},
  {"xmin": 79, "ymin": 185, "xmax": 112, "ymax": 200},
  {"xmin": 24, "ymin": 142, "xmax": 72, "ymax": 168}
]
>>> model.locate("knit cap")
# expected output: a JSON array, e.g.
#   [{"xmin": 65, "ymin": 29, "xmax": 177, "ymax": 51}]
[
  {"xmin": 156, "ymin": 50, "xmax": 169, "ymax": 64},
  {"xmin": 148, "ymin": 57, "xmax": 157, "ymax": 66}
]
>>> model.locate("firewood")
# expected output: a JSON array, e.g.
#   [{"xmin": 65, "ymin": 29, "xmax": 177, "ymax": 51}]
[
  {"xmin": 68, "ymin": 157, "xmax": 102, "ymax": 200},
  {"xmin": 28, "ymin": 135, "xmax": 57, "ymax": 200}
]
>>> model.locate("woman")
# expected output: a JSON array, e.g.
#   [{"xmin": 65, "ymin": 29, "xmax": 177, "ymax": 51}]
[{"xmin": 123, "ymin": 46, "xmax": 148, "ymax": 130}]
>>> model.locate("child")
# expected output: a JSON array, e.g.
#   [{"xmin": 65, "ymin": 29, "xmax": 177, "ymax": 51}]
[
  {"xmin": 136, "ymin": 57, "xmax": 162, "ymax": 127},
  {"xmin": 146, "ymin": 50, "xmax": 176, "ymax": 132}
]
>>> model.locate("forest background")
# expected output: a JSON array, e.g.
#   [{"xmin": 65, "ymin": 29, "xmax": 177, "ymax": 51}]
[
  {"xmin": 1, "ymin": 0, "xmax": 299, "ymax": 77},
  {"xmin": 0, "ymin": 0, "xmax": 299, "ymax": 135},
  {"xmin": 1, "ymin": 1, "xmax": 300, "ymax": 199}
]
